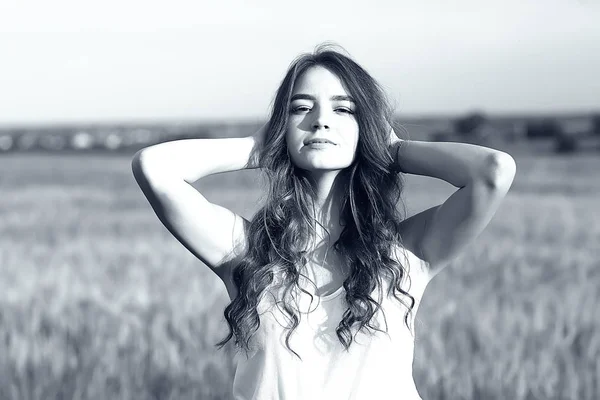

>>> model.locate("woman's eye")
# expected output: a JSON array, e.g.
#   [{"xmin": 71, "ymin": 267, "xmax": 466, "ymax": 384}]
[
  {"xmin": 291, "ymin": 106, "xmax": 310, "ymax": 113},
  {"xmin": 336, "ymin": 108, "xmax": 354, "ymax": 114}
]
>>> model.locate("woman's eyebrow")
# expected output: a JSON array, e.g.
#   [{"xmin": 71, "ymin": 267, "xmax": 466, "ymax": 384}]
[{"xmin": 290, "ymin": 94, "xmax": 355, "ymax": 103}]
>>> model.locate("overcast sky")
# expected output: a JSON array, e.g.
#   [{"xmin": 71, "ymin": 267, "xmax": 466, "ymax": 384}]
[{"xmin": 1, "ymin": 0, "xmax": 598, "ymax": 126}]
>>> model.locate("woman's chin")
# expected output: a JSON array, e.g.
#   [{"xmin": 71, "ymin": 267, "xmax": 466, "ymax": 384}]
[{"xmin": 298, "ymin": 164, "xmax": 349, "ymax": 173}]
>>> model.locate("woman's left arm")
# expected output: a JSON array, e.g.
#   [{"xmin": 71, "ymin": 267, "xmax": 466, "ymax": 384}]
[{"xmin": 390, "ymin": 134, "xmax": 517, "ymax": 281}]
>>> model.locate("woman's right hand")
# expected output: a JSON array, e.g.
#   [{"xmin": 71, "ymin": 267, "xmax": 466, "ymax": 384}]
[
  {"xmin": 247, "ymin": 121, "xmax": 269, "ymax": 169},
  {"xmin": 253, "ymin": 122, "xmax": 268, "ymax": 147}
]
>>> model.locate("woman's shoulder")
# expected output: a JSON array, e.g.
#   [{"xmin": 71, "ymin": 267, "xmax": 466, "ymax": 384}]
[{"xmin": 391, "ymin": 244, "xmax": 431, "ymax": 291}]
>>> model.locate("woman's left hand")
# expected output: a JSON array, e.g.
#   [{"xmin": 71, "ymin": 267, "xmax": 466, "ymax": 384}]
[
  {"xmin": 387, "ymin": 123, "xmax": 405, "ymax": 173},
  {"xmin": 388, "ymin": 124, "xmax": 404, "ymax": 147}
]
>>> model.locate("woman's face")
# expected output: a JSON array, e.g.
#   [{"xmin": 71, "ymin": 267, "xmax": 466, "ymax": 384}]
[{"xmin": 286, "ymin": 66, "xmax": 359, "ymax": 172}]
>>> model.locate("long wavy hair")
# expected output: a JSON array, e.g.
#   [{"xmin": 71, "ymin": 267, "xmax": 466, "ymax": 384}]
[{"xmin": 215, "ymin": 43, "xmax": 416, "ymax": 360}]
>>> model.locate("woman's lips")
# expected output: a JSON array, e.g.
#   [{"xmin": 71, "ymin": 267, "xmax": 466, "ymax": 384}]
[{"xmin": 305, "ymin": 142, "xmax": 335, "ymax": 149}]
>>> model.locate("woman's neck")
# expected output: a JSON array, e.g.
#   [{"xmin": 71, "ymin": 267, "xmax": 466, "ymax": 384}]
[{"xmin": 308, "ymin": 170, "xmax": 344, "ymax": 227}]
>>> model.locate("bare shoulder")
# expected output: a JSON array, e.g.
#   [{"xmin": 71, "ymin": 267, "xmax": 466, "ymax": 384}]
[
  {"xmin": 216, "ymin": 221, "xmax": 251, "ymax": 303},
  {"xmin": 391, "ymin": 244, "xmax": 431, "ymax": 298}
]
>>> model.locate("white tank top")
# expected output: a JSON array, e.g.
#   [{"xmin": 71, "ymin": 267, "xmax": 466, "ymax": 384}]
[{"xmin": 231, "ymin": 249, "xmax": 427, "ymax": 400}]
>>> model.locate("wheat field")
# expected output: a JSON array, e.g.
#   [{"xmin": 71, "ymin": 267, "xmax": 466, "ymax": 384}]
[{"xmin": 0, "ymin": 148, "xmax": 598, "ymax": 399}]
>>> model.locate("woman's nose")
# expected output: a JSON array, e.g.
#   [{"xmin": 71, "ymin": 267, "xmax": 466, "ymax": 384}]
[
  {"xmin": 312, "ymin": 108, "xmax": 331, "ymax": 130},
  {"xmin": 312, "ymin": 121, "xmax": 329, "ymax": 130}
]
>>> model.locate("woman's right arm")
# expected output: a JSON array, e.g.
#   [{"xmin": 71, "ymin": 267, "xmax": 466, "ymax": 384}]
[
  {"xmin": 131, "ymin": 132, "xmax": 263, "ymax": 291},
  {"xmin": 134, "ymin": 135, "xmax": 260, "ymax": 184}
]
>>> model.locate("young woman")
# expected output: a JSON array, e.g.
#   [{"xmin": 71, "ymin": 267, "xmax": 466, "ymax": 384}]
[{"xmin": 132, "ymin": 44, "xmax": 516, "ymax": 400}]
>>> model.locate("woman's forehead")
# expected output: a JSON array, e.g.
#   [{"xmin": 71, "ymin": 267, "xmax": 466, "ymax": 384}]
[{"xmin": 292, "ymin": 66, "xmax": 349, "ymax": 97}]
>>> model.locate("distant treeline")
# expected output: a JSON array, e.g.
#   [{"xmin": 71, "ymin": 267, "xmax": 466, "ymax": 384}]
[{"xmin": 0, "ymin": 112, "xmax": 599, "ymax": 155}]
